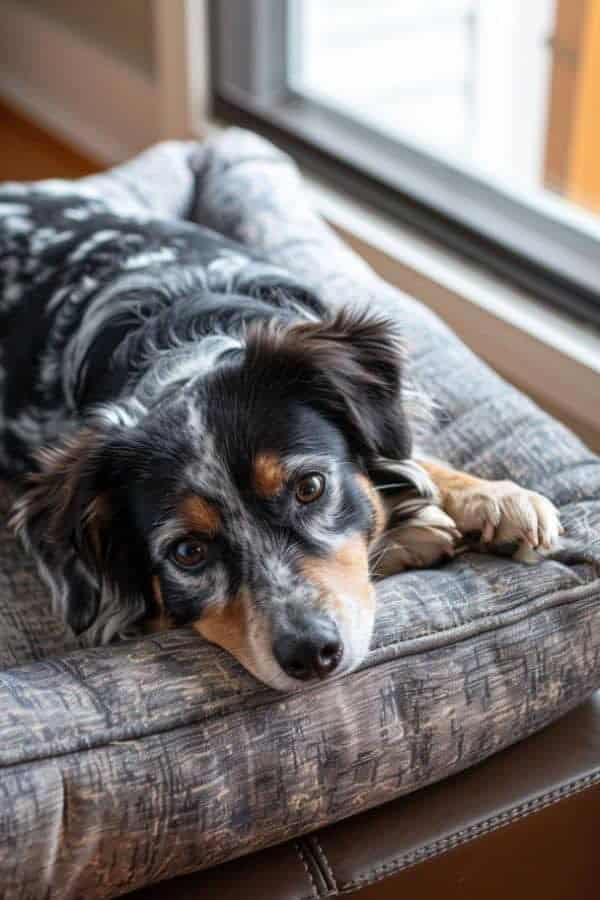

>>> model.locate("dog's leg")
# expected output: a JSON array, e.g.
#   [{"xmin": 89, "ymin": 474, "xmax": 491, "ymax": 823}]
[
  {"xmin": 370, "ymin": 497, "xmax": 460, "ymax": 577},
  {"xmin": 368, "ymin": 460, "xmax": 461, "ymax": 577},
  {"xmin": 416, "ymin": 459, "xmax": 562, "ymax": 552}
]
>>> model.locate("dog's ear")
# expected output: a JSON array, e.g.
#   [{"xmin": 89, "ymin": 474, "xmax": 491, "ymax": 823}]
[
  {"xmin": 11, "ymin": 426, "xmax": 148, "ymax": 640},
  {"xmin": 244, "ymin": 309, "xmax": 411, "ymax": 460}
]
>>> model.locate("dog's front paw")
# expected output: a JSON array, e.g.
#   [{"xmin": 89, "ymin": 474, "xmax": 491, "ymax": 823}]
[{"xmin": 446, "ymin": 480, "xmax": 562, "ymax": 550}]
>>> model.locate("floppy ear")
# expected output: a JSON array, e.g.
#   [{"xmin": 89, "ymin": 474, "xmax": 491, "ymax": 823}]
[
  {"xmin": 244, "ymin": 309, "xmax": 412, "ymax": 461},
  {"xmin": 11, "ymin": 426, "xmax": 148, "ymax": 641}
]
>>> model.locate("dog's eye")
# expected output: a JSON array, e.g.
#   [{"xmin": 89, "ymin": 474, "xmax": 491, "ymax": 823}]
[
  {"xmin": 170, "ymin": 538, "xmax": 207, "ymax": 570},
  {"xmin": 295, "ymin": 473, "xmax": 325, "ymax": 504}
]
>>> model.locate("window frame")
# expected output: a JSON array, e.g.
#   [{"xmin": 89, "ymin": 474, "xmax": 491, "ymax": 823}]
[{"xmin": 210, "ymin": 0, "xmax": 600, "ymax": 327}]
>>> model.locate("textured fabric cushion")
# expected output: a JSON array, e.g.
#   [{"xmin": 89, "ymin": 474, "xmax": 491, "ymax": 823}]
[{"xmin": 1, "ymin": 131, "xmax": 599, "ymax": 900}]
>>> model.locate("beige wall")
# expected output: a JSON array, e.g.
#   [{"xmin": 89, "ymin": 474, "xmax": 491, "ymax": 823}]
[{"xmin": 22, "ymin": 0, "xmax": 155, "ymax": 74}]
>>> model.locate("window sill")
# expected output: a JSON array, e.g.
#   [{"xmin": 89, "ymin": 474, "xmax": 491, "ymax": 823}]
[{"xmin": 304, "ymin": 173, "xmax": 600, "ymax": 453}]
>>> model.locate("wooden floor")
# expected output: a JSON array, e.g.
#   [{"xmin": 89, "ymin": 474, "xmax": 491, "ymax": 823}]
[{"xmin": 0, "ymin": 99, "xmax": 101, "ymax": 181}]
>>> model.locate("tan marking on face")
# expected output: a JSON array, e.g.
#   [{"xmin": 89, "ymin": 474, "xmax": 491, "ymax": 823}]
[
  {"xmin": 180, "ymin": 494, "xmax": 221, "ymax": 536},
  {"xmin": 144, "ymin": 575, "xmax": 174, "ymax": 633},
  {"xmin": 192, "ymin": 594, "xmax": 248, "ymax": 659},
  {"xmin": 192, "ymin": 592, "xmax": 299, "ymax": 690},
  {"xmin": 355, "ymin": 473, "xmax": 386, "ymax": 543},
  {"xmin": 301, "ymin": 533, "xmax": 375, "ymax": 620},
  {"xmin": 253, "ymin": 451, "xmax": 285, "ymax": 498}
]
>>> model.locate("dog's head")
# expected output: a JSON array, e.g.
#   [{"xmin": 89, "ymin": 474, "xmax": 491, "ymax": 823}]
[{"xmin": 13, "ymin": 311, "xmax": 412, "ymax": 690}]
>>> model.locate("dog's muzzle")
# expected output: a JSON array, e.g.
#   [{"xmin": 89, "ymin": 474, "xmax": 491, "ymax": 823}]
[{"xmin": 272, "ymin": 612, "xmax": 343, "ymax": 682}]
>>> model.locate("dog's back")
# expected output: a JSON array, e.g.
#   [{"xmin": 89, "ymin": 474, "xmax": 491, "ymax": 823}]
[{"xmin": 0, "ymin": 182, "xmax": 323, "ymax": 474}]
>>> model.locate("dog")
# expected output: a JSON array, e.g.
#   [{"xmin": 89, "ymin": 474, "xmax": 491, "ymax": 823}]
[{"xmin": 0, "ymin": 181, "xmax": 562, "ymax": 690}]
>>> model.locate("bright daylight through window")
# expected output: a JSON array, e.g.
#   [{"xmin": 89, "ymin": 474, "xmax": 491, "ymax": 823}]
[
  {"xmin": 290, "ymin": 0, "xmax": 600, "ymax": 220},
  {"xmin": 212, "ymin": 0, "xmax": 600, "ymax": 325}
]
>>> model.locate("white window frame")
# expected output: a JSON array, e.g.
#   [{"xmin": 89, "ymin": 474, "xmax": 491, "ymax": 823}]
[{"xmin": 209, "ymin": 0, "xmax": 600, "ymax": 328}]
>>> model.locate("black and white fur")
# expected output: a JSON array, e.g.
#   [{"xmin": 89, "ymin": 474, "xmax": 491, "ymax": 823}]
[{"xmin": 1, "ymin": 183, "xmax": 561, "ymax": 690}]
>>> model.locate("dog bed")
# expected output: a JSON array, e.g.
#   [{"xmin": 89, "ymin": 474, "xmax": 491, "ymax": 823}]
[{"xmin": 1, "ymin": 130, "xmax": 599, "ymax": 900}]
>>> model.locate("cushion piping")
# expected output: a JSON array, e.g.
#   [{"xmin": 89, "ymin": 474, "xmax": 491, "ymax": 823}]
[{"xmin": 2, "ymin": 577, "xmax": 599, "ymax": 771}]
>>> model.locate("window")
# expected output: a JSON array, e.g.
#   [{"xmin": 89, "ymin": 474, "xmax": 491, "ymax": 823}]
[{"xmin": 211, "ymin": 0, "xmax": 600, "ymax": 326}]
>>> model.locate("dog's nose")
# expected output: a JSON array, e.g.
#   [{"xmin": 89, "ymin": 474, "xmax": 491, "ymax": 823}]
[{"xmin": 273, "ymin": 622, "xmax": 343, "ymax": 681}]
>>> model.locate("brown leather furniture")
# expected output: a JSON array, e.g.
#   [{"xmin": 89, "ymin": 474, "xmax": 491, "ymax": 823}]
[{"xmin": 130, "ymin": 692, "xmax": 600, "ymax": 899}]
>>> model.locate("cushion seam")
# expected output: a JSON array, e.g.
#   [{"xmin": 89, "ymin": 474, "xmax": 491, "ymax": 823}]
[
  {"xmin": 369, "ymin": 576, "xmax": 600, "ymax": 657},
  {"xmin": 306, "ymin": 835, "xmax": 338, "ymax": 894},
  {"xmin": 2, "ymin": 579, "xmax": 600, "ymax": 771},
  {"xmin": 337, "ymin": 769, "xmax": 600, "ymax": 892},
  {"xmin": 293, "ymin": 840, "xmax": 322, "ymax": 900}
]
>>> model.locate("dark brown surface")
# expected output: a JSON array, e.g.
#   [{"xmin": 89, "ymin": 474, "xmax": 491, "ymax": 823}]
[
  {"xmin": 0, "ymin": 98, "xmax": 100, "ymax": 181},
  {"xmin": 128, "ymin": 841, "xmax": 324, "ymax": 900},
  {"xmin": 358, "ymin": 782, "xmax": 600, "ymax": 900},
  {"xmin": 129, "ymin": 693, "xmax": 600, "ymax": 899}
]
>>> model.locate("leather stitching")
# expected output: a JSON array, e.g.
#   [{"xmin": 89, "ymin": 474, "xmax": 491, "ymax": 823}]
[
  {"xmin": 308, "ymin": 835, "xmax": 338, "ymax": 893},
  {"xmin": 338, "ymin": 770, "xmax": 600, "ymax": 892},
  {"xmin": 293, "ymin": 840, "xmax": 321, "ymax": 900}
]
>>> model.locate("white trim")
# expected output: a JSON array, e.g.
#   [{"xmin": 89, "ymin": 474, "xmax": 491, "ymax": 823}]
[
  {"xmin": 184, "ymin": 0, "xmax": 212, "ymax": 134},
  {"xmin": 152, "ymin": 0, "xmax": 211, "ymax": 140},
  {"xmin": 472, "ymin": 0, "xmax": 554, "ymax": 186},
  {"xmin": 0, "ymin": 0, "xmax": 159, "ymax": 164}
]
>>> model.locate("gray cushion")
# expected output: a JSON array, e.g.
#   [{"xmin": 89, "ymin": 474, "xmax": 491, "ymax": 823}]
[{"xmin": 1, "ymin": 131, "xmax": 599, "ymax": 900}]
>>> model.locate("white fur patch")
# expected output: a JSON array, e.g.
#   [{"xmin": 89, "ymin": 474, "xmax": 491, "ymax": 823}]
[
  {"xmin": 92, "ymin": 398, "xmax": 147, "ymax": 429},
  {"xmin": 68, "ymin": 229, "xmax": 120, "ymax": 263},
  {"xmin": 122, "ymin": 248, "xmax": 177, "ymax": 269},
  {"xmin": 0, "ymin": 202, "xmax": 29, "ymax": 217}
]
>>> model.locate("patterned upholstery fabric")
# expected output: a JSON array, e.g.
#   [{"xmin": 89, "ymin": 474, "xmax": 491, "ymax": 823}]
[{"xmin": 1, "ymin": 131, "xmax": 599, "ymax": 900}]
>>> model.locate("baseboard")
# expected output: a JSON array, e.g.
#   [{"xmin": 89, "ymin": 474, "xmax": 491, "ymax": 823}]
[{"xmin": 0, "ymin": 0, "xmax": 159, "ymax": 164}]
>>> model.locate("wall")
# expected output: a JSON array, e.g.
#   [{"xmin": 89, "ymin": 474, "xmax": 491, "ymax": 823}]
[{"xmin": 21, "ymin": 0, "xmax": 155, "ymax": 74}]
